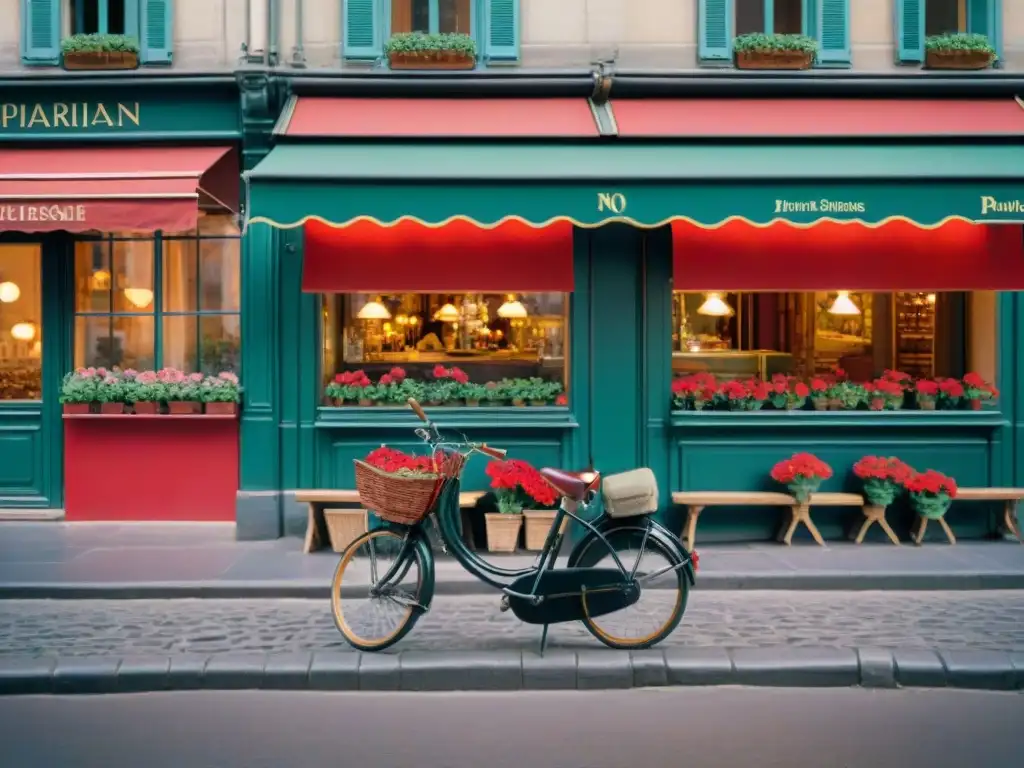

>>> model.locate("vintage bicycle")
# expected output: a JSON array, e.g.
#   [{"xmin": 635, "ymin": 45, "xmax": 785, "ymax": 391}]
[{"xmin": 330, "ymin": 398, "xmax": 698, "ymax": 653}]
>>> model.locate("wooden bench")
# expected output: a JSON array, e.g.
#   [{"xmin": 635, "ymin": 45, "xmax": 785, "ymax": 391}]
[
  {"xmin": 297, "ymin": 489, "xmax": 486, "ymax": 553},
  {"xmin": 672, "ymin": 491, "xmax": 865, "ymax": 549},
  {"xmin": 912, "ymin": 487, "xmax": 1024, "ymax": 546}
]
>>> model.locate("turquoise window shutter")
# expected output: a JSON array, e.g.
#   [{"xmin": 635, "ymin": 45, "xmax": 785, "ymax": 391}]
[
  {"xmin": 894, "ymin": 0, "xmax": 924, "ymax": 63},
  {"xmin": 484, "ymin": 0, "xmax": 519, "ymax": 62},
  {"xmin": 967, "ymin": 0, "xmax": 1001, "ymax": 61},
  {"xmin": 699, "ymin": 0, "xmax": 733, "ymax": 62},
  {"xmin": 816, "ymin": 0, "xmax": 850, "ymax": 65},
  {"xmin": 20, "ymin": 0, "xmax": 60, "ymax": 66},
  {"xmin": 343, "ymin": 0, "xmax": 381, "ymax": 60},
  {"xmin": 140, "ymin": 0, "xmax": 174, "ymax": 64}
]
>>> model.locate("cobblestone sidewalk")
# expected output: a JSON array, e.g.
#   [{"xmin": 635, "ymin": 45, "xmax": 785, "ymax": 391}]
[{"xmin": 3, "ymin": 590, "xmax": 1023, "ymax": 657}]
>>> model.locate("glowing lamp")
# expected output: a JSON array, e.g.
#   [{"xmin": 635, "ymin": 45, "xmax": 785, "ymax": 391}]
[
  {"xmin": 357, "ymin": 297, "xmax": 391, "ymax": 320},
  {"xmin": 0, "ymin": 281, "xmax": 20, "ymax": 303},
  {"xmin": 827, "ymin": 291, "xmax": 861, "ymax": 316},
  {"xmin": 123, "ymin": 288, "xmax": 154, "ymax": 308},
  {"xmin": 10, "ymin": 322, "xmax": 36, "ymax": 341},
  {"xmin": 697, "ymin": 293, "xmax": 734, "ymax": 317}
]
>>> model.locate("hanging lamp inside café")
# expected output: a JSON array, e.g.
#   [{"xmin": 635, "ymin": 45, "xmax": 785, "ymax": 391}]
[
  {"xmin": 828, "ymin": 291, "xmax": 861, "ymax": 316},
  {"xmin": 434, "ymin": 302, "xmax": 460, "ymax": 323},
  {"xmin": 497, "ymin": 294, "xmax": 528, "ymax": 318},
  {"xmin": 357, "ymin": 296, "xmax": 392, "ymax": 320},
  {"xmin": 697, "ymin": 292, "xmax": 733, "ymax": 317}
]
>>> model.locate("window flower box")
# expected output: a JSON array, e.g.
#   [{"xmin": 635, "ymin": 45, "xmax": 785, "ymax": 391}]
[
  {"xmin": 61, "ymin": 34, "xmax": 140, "ymax": 71},
  {"xmin": 924, "ymin": 33, "xmax": 996, "ymax": 70},
  {"xmin": 733, "ymin": 33, "xmax": 818, "ymax": 70},
  {"xmin": 384, "ymin": 32, "xmax": 476, "ymax": 70}
]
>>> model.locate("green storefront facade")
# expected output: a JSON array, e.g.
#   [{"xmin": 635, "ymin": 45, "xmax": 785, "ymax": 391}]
[{"xmin": 3, "ymin": 70, "xmax": 1024, "ymax": 544}]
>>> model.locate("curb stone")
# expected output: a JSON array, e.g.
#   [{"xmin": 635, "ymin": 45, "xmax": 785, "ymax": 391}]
[
  {"xmin": 0, "ymin": 647, "xmax": 1021, "ymax": 696},
  {"xmin": 4, "ymin": 570, "xmax": 1024, "ymax": 599}
]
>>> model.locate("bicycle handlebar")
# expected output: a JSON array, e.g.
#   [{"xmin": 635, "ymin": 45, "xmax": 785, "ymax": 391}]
[
  {"xmin": 476, "ymin": 444, "xmax": 507, "ymax": 459},
  {"xmin": 407, "ymin": 398, "xmax": 429, "ymax": 423}
]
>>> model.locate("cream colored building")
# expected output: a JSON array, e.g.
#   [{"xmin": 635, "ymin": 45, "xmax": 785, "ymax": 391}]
[{"xmin": 1, "ymin": 1, "xmax": 1021, "ymax": 73}]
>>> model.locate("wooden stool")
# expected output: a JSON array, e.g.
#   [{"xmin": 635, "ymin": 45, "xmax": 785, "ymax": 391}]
[
  {"xmin": 851, "ymin": 505, "xmax": 901, "ymax": 545},
  {"xmin": 912, "ymin": 514, "xmax": 957, "ymax": 545},
  {"xmin": 777, "ymin": 504, "xmax": 826, "ymax": 546}
]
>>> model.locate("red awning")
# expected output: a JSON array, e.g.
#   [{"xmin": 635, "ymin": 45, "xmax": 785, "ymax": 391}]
[
  {"xmin": 612, "ymin": 99, "xmax": 1024, "ymax": 137},
  {"xmin": 0, "ymin": 146, "xmax": 238, "ymax": 233},
  {"xmin": 280, "ymin": 97, "xmax": 600, "ymax": 137},
  {"xmin": 303, "ymin": 219, "xmax": 575, "ymax": 293},
  {"xmin": 672, "ymin": 220, "xmax": 1024, "ymax": 292}
]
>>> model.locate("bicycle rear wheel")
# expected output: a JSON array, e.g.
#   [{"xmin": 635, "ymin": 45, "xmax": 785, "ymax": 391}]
[
  {"xmin": 579, "ymin": 530, "xmax": 689, "ymax": 650},
  {"xmin": 331, "ymin": 528, "xmax": 427, "ymax": 652}
]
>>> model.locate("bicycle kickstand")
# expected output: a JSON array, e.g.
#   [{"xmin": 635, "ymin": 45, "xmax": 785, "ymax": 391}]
[{"xmin": 538, "ymin": 624, "xmax": 549, "ymax": 656}]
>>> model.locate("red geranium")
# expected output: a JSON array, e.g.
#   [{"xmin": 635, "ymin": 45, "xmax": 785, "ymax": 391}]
[
  {"xmin": 485, "ymin": 459, "xmax": 558, "ymax": 511},
  {"xmin": 962, "ymin": 372, "xmax": 998, "ymax": 401},
  {"xmin": 853, "ymin": 456, "xmax": 913, "ymax": 484},
  {"xmin": 915, "ymin": 379, "xmax": 940, "ymax": 397},
  {"xmin": 365, "ymin": 446, "xmax": 435, "ymax": 474},
  {"xmin": 379, "ymin": 373, "xmax": 394, "ymax": 386},
  {"xmin": 770, "ymin": 452, "xmax": 833, "ymax": 485},
  {"xmin": 904, "ymin": 469, "xmax": 957, "ymax": 499},
  {"xmin": 809, "ymin": 377, "xmax": 829, "ymax": 395},
  {"xmin": 671, "ymin": 373, "xmax": 717, "ymax": 410}
]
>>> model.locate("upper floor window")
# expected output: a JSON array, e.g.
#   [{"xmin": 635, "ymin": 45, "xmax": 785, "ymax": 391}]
[
  {"xmin": 71, "ymin": 0, "xmax": 126, "ymax": 34},
  {"xmin": 895, "ymin": 0, "xmax": 1002, "ymax": 64},
  {"xmin": 21, "ymin": 0, "xmax": 173, "ymax": 67},
  {"xmin": 699, "ymin": 0, "xmax": 850, "ymax": 68},
  {"xmin": 343, "ymin": 0, "xmax": 519, "ymax": 64}
]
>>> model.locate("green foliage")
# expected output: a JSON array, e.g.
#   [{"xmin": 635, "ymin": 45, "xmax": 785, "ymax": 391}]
[
  {"xmin": 463, "ymin": 383, "xmax": 488, "ymax": 402},
  {"xmin": 61, "ymin": 34, "xmax": 140, "ymax": 54},
  {"xmin": 59, "ymin": 370, "xmax": 100, "ymax": 404},
  {"xmin": 925, "ymin": 33, "xmax": 996, "ymax": 55},
  {"xmin": 732, "ymin": 33, "xmax": 819, "ymax": 54},
  {"xmin": 200, "ymin": 374, "xmax": 242, "ymax": 404},
  {"xmin": 384, "ymin": 32, "xmax": 477, "ymax": 57}
]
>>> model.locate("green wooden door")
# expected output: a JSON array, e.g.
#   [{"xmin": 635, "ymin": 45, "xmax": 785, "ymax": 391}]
[{"xmin": 0, "ymin": 234, "xmax": 67, "ymax": 509}]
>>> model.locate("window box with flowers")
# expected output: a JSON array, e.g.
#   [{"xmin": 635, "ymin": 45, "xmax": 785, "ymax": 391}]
[
  {"xmin": 925, "ymin": 33, "xmax": 996, "ymax": 70},
  {"xmin": 384, "ymin": 32, "xmax": 477, "ymax": 70},
  {"xmin": 733, "ymin": 32, "xmax": 818, "ymax": 69},
  {"xmin": 61, "ymin": 33, "xmax": 139, "ymax": 70}
]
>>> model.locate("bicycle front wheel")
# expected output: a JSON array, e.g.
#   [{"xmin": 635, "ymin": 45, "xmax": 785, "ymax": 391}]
[
  {"xmin": 579, "ymin": 530, "xmax": 689, "ymax": 650},
  {"xmin": 331, "ymin": 528, "xmax": 427, "ymax": 652}
]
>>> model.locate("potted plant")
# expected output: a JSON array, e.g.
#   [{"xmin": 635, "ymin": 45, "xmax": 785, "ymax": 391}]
[
  {"xmin": 162, "ymin": 369, "xmax": 204, "ymax": 414},
  {"xmin": 463, "ymin": 383, "xmax": 487, "ymax": 407},
  {"xmin": 483, "ymin": 459, "xmax": 535, "ymax": 552},
  {"xmin": 809, "ymin": 377, "xmax": 830, "ymax": 411},
  {"xmin": 831, "ymin": 379, "xmax": 867, "ymax": 411},
  {"xmin": 484, "ymin": 380, "xmax": 507, "ymax": 407},
  {"xmin": 925, "ymin": 33, "xmax": 996, "ymax": 70},
  {"xmin": 61, "ymin": 34, "xmax": 140, "ymax": 70},
  {"xmin": 505, "ymin": 378, "xmax": 530, "ymax": 408},
  {"xmin": 671, "ymin": 372, "xmax": 716, "ymax": 411},
  {"xmin": 905, "ymin": 468, "xmax": 958, "ymax": 527},
  {"xmin": 93, "ymin": 372, "xmax": 127, "ymax": 414},
  {"xmin": 60, "ymin": 368, "xmax": 101, "ymax": 414},
  {"xmin": 914, "ymin": 378, "xmax": 940, "ymax": 411},
  {"xmin": 385, "ymin": 32, "xmax": 476, "ymax": 70},
  {"xmin": 962, "ymin": 372, "xmax": 998, "ymax": 410},
  {"xmin": 770, "ymin": 452, "xmax": 833, "ymax": 504},
  {"xmin": 526, "ymin": 378, "xmax": 562, "ymax": 406},
  {"xmin": 716, "ymin": 378, "xmax": 770, "ymax": 411},
  {"xmin": 201, "ymin": 372, "xmax": 241, "ymax": 415},
  {"xmin": 125, "ymin": 370, "xmax": 164, "ymax": 414},
  {"xmin": 866, "ymin": 377, "xmax": 904, "ymax": 411},
  {"xmin": 518, "ymin": 465, "xmax": 563, "ymax": 551},
  {"xmin": 733, "ymin": 33, "xmax": 818, "ymax": 70},
  {"xmin": 769, "ymin": 374, "xmax": 810, "ymax": 411},
  {"xmin": 936, "ymin": 377, "xmax": 965, "ymax": 410},
  {"xmin": 853, "ymin": 456, "xmax": 912, "ymax": 508}
]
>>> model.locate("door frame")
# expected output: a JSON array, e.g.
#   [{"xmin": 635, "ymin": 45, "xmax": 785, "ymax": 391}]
[{"xmin": 0, "ymin": 231, "xmax": 73, "ymax": 509}]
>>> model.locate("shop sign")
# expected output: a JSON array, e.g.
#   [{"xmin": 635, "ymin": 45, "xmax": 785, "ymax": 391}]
[
  {"xmin": 597, "ymin": 192, "xmax": 628, "ymax": 214},
  {"xmin": 0, "ymin": 101, "xmax": 141, "ymax": 132},
  {"xmin": 773, "ymin": 199, "xmax": 867, "ymax": 215},
  {"xmin": 979, "ymin": 196, "xmax": 1024, "ymax": 216},
  {"xmin": 0, "ymin": 204, "xmax": 87, "ymax": 224}
]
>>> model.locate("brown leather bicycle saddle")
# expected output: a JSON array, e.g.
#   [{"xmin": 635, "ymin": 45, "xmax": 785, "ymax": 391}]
[{"xmin": 540, "ymin": 468, "xmax": 601, "ymax": 502}]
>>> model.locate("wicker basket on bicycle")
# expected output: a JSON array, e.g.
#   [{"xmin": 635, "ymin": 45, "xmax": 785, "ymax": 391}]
[{"xmin": 354, "ymin": 450, "xmax": 465, "ymax": 525}]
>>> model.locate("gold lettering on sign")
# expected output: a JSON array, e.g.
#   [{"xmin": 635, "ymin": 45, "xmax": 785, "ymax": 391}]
[
  {"xmin": 0, "ymin": 205, "xmax": 87, "ymax": 224},
  {"xmin": 0, "ymin": 102, "xmax": 141, "ymax": 131},
  {"xmin": 980, "ymin": 196, "xmax": 1024, "ymax": 215},
  {"xmin": 597, "ymin": 192, "xmax": 628, "ymax": 214},
  {"xmin": 774, "ymin": 199, "xmax": 866, "ymax": 214}
]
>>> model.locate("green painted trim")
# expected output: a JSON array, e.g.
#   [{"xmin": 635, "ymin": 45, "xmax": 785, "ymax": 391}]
[
  {"xmin": 0, "ymin": 131, "xmax": 242, "ymax": 143},
  {"xmin": 315, "ymin": 407, "xmax": 579, "ymax": 430},
  {"xmin": 670, "ymin": 411, "xmax": 1008, "ymax": 429}
]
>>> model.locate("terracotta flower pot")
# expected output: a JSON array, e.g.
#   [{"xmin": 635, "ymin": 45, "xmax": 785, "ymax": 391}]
[
  {"xmin": 522, "ymin": 510, "xmax": 561, "ymax": 551},
  {"xmin": 324, "ymin": 509, "xmax": 369, "ymax": 553},
  {"xmin": 465, "ymin": 399, "xmax": 480, "ymax": 407},
  {"xmin": 204, "ymin": 402, "xmax": 238, "ymax": 415},
  {"xmin": 870, "ymin": 398, "xmax": 886, "ymax": 411},
  {"xmin": 529, "ymin": 400, "xmax": 548, "ymax": 407},
  {"xmin": 99, "ymin": 402, "xmax": 125, "ymax": 415},
  {"xmin": 168, "ymin": 401, "xmax": 202, "ymax": 415},
  {"xmin": 829, "ymin": 398, "xmax": 843, "ymax": 410},
  {"xmin": 812, "ymin": 397, "xmax": 829, "ymax": 411},
  {"xmin": 925, "ymin": 49, "xmax": 994, "ymax": 70},
  {"xmin": 358, "ymin": 399, "xmax": 374, "ymax": 407},
  {"xmin": 62, "ymin": 403, "xmax": 92, "ymax": 415},
  {"xmin": 511, "ymin": 399, "xmax": 526, "ymax": 407},
  {"xmin": 63, "ymin": 51, "xmax": 139, "ymax": 70},
  {"xmin": 969, "ymin": 398, "xmax": 982, "ymax": 411},
  {"xmin": 132, "ymin": 401, "xmax": 160, "ymax": 415},
  {"xmin": 388, "ymin": 51, "xmax": 475, "ymax": 70},
  {"xmin": 484, "ymin": 513, "xmax": 523, "ymax": 553},
  {"xmin": 736, "ymin": 50, "xmax": 813, "ymax": 70},
  {"xmin": 917, "ymin": 396, "xmax": 936, "ymax": 411}
]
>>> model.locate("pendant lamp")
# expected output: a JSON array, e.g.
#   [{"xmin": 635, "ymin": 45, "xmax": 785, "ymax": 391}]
[
  {"xmin": 497, "ymin": 294, "xmax": 528, "ymax": 319},
  {"xmin": 697, "ymin": 292, "xmax": 734, "ymax": 317},
  {"xmin": 10, "ymin": 321, "xmax": 36, "ymax": 341},
  {"xmin": 827, "ymin": 291, "xmax": 860, "ymax": 316},
  {"xmin": 357, "ymin": 296, "xmax": 392, "ymax": 320},
  {"xmin": 434, "ymin": 302, "xmax": 460, "ymax": 323},
  {"xmin": 0, "ymin": 281, "xmax": 20, "ymax": 303}
]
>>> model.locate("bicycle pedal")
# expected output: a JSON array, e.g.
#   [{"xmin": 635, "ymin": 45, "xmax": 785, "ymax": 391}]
[{"xmin": 499, "ymin": 595, "xmax": 510, "ymax": 612}]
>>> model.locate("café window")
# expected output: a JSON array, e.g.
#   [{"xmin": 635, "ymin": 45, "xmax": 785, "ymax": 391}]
[
  {"xmin": 322, "ymin": 292, "xmax": 568, "ymax": 401},
  {"xmin": 391, "ymin": 0, "xmax": 472, "ymax": 35},
  {"xmin": 73, "ymin": 214, "xmax": 241, "ymax": 374},
  {"xmin": 735, "ymin": 0, "xmax": 803, "ymax": 35},
  {"xmin": 672, "ymin": 290, "xmax": 994, "ymax": 383},
  {"xmin": 925, "ymin": 0, "xmax": 965, "ymax": 36},
  {"xmin": 0, "ymin": 245, "xmax": 43, "ymax": 400},
  {"xmin": 70, "ymin": 0, "xmax": 127, "ymax": 35}
]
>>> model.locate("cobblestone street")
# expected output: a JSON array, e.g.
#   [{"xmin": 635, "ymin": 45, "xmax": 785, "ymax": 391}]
[{"xmin": 2, "ymin": 590, "xmax": 1023, "ymax": 657}]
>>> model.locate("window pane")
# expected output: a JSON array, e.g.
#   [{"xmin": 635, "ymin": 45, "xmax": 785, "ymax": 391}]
[
  {"xmin": 112, "ymin": 239, "xmax": 155, "ymax": 313},
  {"xmin": 393, "ymin": 0, "xmax": 431, "ymax": 34},
  {"xmin": 0, "ymin": 245, "xmax": 42, "ymax": 400},
  {"xmin": 735, "ymin": 0, "xmax": 765, "ymax": 36},
  {"xmin": 323, "ymin": 292, "xmax": 569, "ymax": 396},
  {"xmin": 439, "ymin": 0, "xmax": 472, "ymax": 34},
  {"xmin": 75, "ymin": 240, "xmax": 112, "ymax": 313},
  {"xmin": 774, "ymin": 0, "xmax": 803, "ymax": 34},
  {"xmin": 75, "ymin": 315, "xmax": 155, "ymax": 370},
  {"xmin": 926, "ymin": 0, "xmax": 963, "ymax": 36},
  {"xmin": 162, "ymin": 239, "xmax": 198, "ymax": 312},
  {"xmin": 163, "ymin": 315, "xmax": 241, "ymax": 375},
  {"xmin": 199, "ymin": 238, "xmax": 241, "ymax": 311}
]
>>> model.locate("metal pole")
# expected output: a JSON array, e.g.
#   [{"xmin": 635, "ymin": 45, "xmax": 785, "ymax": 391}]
[{"xmin": 291, "ymin": 0, "xmax": 307, "ymax": 68}]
